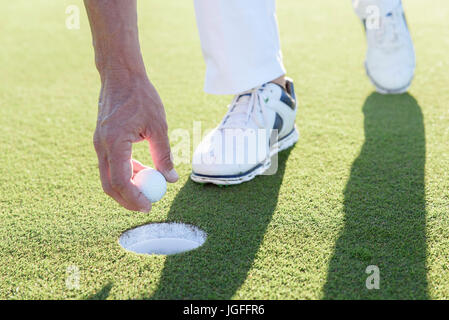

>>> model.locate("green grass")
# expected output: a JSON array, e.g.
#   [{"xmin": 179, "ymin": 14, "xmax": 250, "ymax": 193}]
[{"xmin": 0, "ymin": 0, "xmax": 448, "ymax": 299}]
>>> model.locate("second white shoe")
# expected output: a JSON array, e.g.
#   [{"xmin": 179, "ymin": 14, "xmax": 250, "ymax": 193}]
[
  {"xmin": 191, "ymin": 79, "xmax": 299, "ymax": 185},
  {"xmin": 362, "ymin": 1, "xmax": 416, "ymax": 94}
]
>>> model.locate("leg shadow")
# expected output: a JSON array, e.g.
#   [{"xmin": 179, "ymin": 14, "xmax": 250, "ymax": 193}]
[
  {"xmin": 145, "ymin": 149, "xmax": 292, "ymax": 299},
  {"xmin": 324, "ymin": 93, "xmax": 428, "ymax": 299}
]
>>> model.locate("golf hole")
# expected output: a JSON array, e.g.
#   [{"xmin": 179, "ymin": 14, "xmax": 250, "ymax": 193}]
[{"xmin": 119, "ymin": 223, "xmax": 207, "ymax": 255}]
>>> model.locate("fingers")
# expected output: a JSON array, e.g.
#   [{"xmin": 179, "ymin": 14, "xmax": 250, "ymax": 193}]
[
  {"xmin": 148, "ymin": 126, "xmax": 179, "ymax": 183},
  {"xmin": 132, "ymin": 159, "xmax": 149, "ymax": 178},
  {"xmin": 96, "ymin": 149, "xmax": 140, "ymax": 211},
  {"xmin": 93, "ymin": 75, "xmax": 178, "ymax": 213},
  {"xmin": 107, "ymin": 139, "xmax": 152, "ymax": 212}
]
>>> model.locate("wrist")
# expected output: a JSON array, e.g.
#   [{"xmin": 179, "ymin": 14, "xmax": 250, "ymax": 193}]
[
  {"xmin": 95, "ymin": 47, "xmax": 147, "ymax": 81},
  {"xmin": 100, "ymin": 69, "xmax": 151, "ymax": 101},
  {"xmin": 92, "ymin": 25, "xmax": 147, "ymax": 80},
  {"xmin": 85, "ymin": 0, "xmax": 146, "ymax": 79}
]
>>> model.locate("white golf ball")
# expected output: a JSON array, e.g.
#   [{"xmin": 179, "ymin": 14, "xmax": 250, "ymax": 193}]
[{"xmin": 133, "ymin": 168, "xmax": 167, "ymax": 203}]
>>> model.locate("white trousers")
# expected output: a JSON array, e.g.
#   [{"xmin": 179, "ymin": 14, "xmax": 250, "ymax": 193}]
[{"xmin": 194, "ymin": 0, "xmax": 401, "ymax": 95}]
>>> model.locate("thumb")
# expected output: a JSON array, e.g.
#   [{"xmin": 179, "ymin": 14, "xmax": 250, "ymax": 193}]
[{"xmin": 148, "ymin": 129, "xmax": 179, "ymax": 183}]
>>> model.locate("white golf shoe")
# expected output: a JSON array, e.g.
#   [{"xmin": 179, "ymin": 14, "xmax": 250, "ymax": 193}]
[
  {"xmin": 362, "ymin": 1, "xmax": 416, "ymax": 94},
  {"xmin": 191, "ymin": 79, "xmax": 298, "ymax": 185}
]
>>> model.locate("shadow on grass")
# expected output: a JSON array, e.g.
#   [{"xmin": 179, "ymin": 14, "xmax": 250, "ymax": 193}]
[
  {"xmin": 324, "ymin": 93, "xmax": 428, "ymax": 299},
  {"xmin": 143, "ymin": 149, "xmax": 292, "ymax": 299},
  {"xmin": 85, "ymin": 282, "xmax": 113, "ymax": 300}
]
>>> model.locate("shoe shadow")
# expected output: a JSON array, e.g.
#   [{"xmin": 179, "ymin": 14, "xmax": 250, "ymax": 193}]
[
  {"xmin": 144, "ymin": 149, "xmax": 293, "ymax": 299},
  {"xmin": 323, "ymin": 93, "xmax": 428, "ymax": 299}
]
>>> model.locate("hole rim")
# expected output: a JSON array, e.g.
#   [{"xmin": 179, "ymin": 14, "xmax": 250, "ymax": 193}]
[{"xmin": 118, "ymin": 222, "xmax": 208, "ymax": 256}]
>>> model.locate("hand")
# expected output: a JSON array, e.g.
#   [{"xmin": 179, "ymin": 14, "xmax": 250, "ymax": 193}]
[{"xmin": 93, "ymin": 72, "xmax": 178, "ymax": 212}]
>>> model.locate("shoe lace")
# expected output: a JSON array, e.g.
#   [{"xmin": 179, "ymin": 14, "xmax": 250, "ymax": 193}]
[{"xmin": 219, "ymin": 86, "xmax": 269, "ymax": 130}]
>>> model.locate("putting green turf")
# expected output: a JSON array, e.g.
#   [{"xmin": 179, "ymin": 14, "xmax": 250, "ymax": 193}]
[{"xmin": 0, "ymin": 0, "xmax": 448, "ymax": 299}]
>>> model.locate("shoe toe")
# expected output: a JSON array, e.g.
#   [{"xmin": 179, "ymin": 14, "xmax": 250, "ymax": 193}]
[
  {"xmin": 192, "ymin": 131, "xmax": 263, "ymax": 177},
  {"xmin": 367, "ymin": 63, "xmax": 414, "ymax": 94},
  {"xmin": 192, "ymin": 147, "xmax": 255, "ymax": 177}
]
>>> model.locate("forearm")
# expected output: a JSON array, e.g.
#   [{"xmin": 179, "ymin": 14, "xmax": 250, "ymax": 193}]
[{"xmin": 84, "ymin": 0, "xmax": 146, "ymax": 80}]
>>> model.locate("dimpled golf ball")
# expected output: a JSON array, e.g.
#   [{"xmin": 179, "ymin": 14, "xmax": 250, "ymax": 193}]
[{"xmin": 133, "ymin": 168, "xmax": 167, "ymax": 203}]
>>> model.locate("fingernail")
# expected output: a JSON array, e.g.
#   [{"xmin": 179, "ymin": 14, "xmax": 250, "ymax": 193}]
[
  {"xmin": 166, "ymin": 168, "xmax": 179, "ymax": 182},
  {"xmin": 139, "ymin": 200, "xmax": 151, "ymax": 213}
]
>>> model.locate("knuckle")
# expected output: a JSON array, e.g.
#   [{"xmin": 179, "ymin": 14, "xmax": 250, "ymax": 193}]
[
  {"xmin": 148, "ymin": 120, "xmax": 168, "ymax": 138},
  {"xmin": 103, "ymin": 133, "xmax": 119, "ymax": 147},
  {"xmin": 158, "ymin": 121, "xmax": 168, "ymax": 134},
  {"xmin": 159, "ymin": 150, "xmax": 173, "ymax": 165},
  {"xmin": 93, "ymin": 133, "xmax": 102, "ymax": 151},
  {"xmin": 96, "ymin": 124, "xmax": 120, "ymax": 147},
  {"xmin": 110, "ymin": 178, "xmax": 126, "ymax": 192}
]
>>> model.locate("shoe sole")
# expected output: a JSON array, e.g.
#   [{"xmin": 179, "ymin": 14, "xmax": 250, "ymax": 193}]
[
  {"xmin": 190, "ymin": 126, "xmax": 299, "ymax": 185},
  {"xmin": 365, "ymin": 61, "xmax": 414, "ymax": 95}
]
